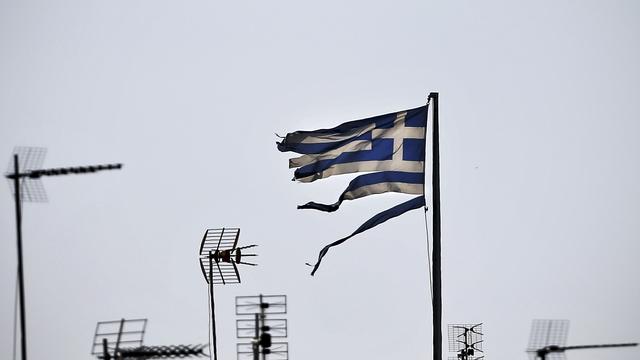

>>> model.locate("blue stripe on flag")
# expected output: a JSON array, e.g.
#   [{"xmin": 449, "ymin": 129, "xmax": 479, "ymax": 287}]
[
  {"xmin": 298, "ymin": 171, "xmax": 424, "ymax": 212},
  {"xmin": 277, "ymin": 105, "xmax": 427, "ymax": 155},
  {"xmin": 309, "ymin": 195, "xmax": 426, "ymax": 275},
  {"xmin": 294, "ymin": 138, "xmax": 394, "ymax": 179},
  {"xmin": 346, "ymin": 171, "xmax": 424, "ymax": 187}
]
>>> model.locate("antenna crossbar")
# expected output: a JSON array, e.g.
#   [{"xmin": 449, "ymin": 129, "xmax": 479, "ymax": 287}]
[{"xmin": 6, "ymin": 164, "xmax": 123, "ymax": 179}]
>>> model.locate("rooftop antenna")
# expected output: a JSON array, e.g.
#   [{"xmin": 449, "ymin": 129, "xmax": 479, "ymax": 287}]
[
  {"xmin": 92, "ymin": 318, "xmax": 147, "ymax": 359},
  {"xmin": 447, "ymin": 323, "xmax": 484, "ymax": 360},
  {"xmin": 236, "ymin": 294, "xmax": 288, "ymax": 360},
  {"xmin": 198, "ymin": 228, "xmax": 257, "ymax": 360},
  {"xmin": 92, "ymin": 318, "xmax": 207, "ymax": 359},
  {"xmin": 5, "ymin": 146, "xmax": 123, "ymax": 360},
  {"xmin": 526, "ymin": 319, "xmax": 638, "ymax": 360}
]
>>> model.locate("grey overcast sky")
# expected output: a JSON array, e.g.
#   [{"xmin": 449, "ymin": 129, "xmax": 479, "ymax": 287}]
[{"xmin": 1, "ymin": 1, "xmax": 639, "ymax": 360}]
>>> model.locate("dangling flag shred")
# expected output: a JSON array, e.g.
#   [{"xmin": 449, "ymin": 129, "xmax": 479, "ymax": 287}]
[{"xmin": 277, "ymin": 105, "xmax": 429, "ymax": 275}]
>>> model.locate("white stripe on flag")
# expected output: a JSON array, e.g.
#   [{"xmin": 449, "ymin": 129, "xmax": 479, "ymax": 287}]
[
  {"xmin": 289, "ymin": 140, "xmax": 372, "ymax": 168},
  {"xmin": 297, "ymin": 160, "xmax": 424, "ymax": 183},
  {"xmin": 294, "ymin": 123, "xmax": 376, "ymax": 144}
]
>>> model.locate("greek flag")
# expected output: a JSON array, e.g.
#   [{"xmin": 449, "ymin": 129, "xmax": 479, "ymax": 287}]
[{"xmin": 277, "ymin": 105, "xmax": 429, "ymax": 275}]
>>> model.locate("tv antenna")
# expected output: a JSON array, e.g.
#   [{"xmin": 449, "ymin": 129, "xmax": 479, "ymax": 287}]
[
  {"xmin": 448, "ymin": 323, "xmax": 484, "ymax": 360},
  {"xmin": 5, "ymin": 146, "xmax": 123, "ymax": 360},
  {"xmin": 526, "ymin": 319, "xmax": 638, "ymax": 360},
  {"xmin": 236, "ymin": 294, "xmax": 289, "ymax": 360},
  {"xmin": 91, "ymin": 318, "xmax": 207, "ymax": 359},
  {"xmin": 198, "ymin": 228, "xmax": 257, "ymax": 360}
]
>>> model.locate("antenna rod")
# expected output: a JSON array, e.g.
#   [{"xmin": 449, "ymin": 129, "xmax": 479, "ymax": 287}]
[
  {"xmin": 561, "ymin": 343, "xmax": 638, "ymax": 351},
  {"xmin": 13, "ymin": 154, "xmax": 28, "ymax": 360},
  {"xmin": 5, "ymin": 163, "xmax": 123, "ymax": 179},
  {"xmin": 537, "ymin": 342, "xmax": 638, "ymax": 359}
]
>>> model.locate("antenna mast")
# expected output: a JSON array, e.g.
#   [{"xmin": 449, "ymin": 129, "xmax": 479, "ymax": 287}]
[
  {"xmin": 236, "ymin": 294, "xmax": 289, "ymax": 360},
  {"xmin": 5, "ymin": 146, "xmax": 122, "ymax": 360},
  {"xmin": 198, "ymin": 228, "xmax": 257, "ymax": 360}
]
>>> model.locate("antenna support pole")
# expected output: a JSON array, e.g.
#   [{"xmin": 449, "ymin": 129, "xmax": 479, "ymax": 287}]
[
  {"xmin": 208, "ymin": 251, "xmax": 218, "ymax": 360},
  {"xmin": 253, "ymin": 313, "xmax": 260, "ymax": 360},
  {"xmin": 13, "ymin": 154, "xmax": 28, "ymax": 360},
  {"xmin": 102, "ymin": 338, "xmax": 110, "ymax": 360},
  {"xmin": 260, "ymin": 294, "xmax": 267, "ymax": 360},
  {"xmin": 114, "ymin": 318, "xmax": 125, "ymax": 359}
]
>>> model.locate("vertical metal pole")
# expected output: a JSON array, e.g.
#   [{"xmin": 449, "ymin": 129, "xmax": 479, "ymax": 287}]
[
  {"xmin": 13, "ymin": 154, "xmax": 28, "ymax": 360},
  {"xmin": 260, "ymin": 294, "xmax": 266, "ymax": 360},
  {"xmin": 102, "ymin": 338, "xmax": 111, "ymax": 360},
  {"xmin": 429, "ymin": 92, "xmax": 442, "ymax": 360},
  {"xmin": 114, "ymin": 318, "xmax": 125, "ymax": 360},
  {"xmin": 463, "ymin": 329, "xmax": 468, "ymax": 360},
  {"xmin": 208, "ymin": 251, "xmax": 218, "ymax": 360},
  {"xmin": 253, "ymin": 313, "xmax": 260, "ymax": 360}
]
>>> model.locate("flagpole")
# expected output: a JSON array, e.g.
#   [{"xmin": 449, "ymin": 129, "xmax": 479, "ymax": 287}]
[{"xmin": 428, "ymin": 92, "xmax": 442, "ymax": 360}]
